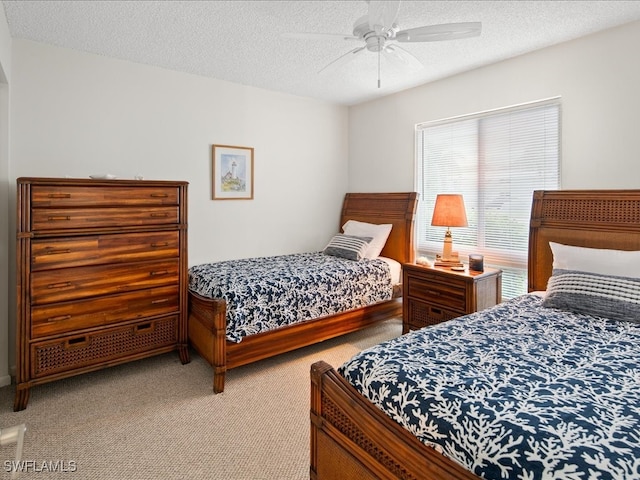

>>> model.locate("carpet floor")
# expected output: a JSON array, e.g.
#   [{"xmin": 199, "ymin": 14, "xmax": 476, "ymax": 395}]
[{"xmin": 0, "ymin": 319, "xmax": 401, "ymax": 479}]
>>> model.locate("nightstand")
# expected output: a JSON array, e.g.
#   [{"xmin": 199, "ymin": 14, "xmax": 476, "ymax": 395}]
[{"xmin": 402, "ymin": 263, "xmax": 502, "ymax": 333}]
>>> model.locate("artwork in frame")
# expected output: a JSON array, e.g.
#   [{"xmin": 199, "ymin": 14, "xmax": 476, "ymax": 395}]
[{"xmin": 212, "ymin": 144, "xmax": 254, "ymax": 200}]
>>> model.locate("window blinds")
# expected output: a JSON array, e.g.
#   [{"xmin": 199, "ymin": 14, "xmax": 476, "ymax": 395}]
[{"xmin": 415, "ymin": 98, "xmax": 560, "ymax": 298}]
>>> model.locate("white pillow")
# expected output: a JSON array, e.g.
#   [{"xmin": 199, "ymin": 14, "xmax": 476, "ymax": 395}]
[
  {"xmin": 342, "ymin": 220, "xmax": 392, "ymax": 259},
  {"xmin": 549, "ymin": 242, "xmax": 640, "ymax": 279}
]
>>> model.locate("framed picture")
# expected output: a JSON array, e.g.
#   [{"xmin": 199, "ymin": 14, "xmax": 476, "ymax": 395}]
[{"xmin": 211, "ymin": 144, "xmax": 254, "ymax": 200}]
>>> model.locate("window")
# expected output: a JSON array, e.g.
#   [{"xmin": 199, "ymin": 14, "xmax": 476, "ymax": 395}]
[{"xmin": 415, "ymin": 98, "xmax": 560, "ymax": 299}]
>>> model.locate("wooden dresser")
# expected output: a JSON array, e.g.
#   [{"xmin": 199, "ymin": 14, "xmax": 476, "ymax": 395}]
[{"xmin": 14, "ymin": 177, "xmax": 189, "ymax": 411}]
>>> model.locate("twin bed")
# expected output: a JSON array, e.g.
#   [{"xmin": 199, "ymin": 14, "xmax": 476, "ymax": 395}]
[
  {"xmin": 187, "ymin": 192, "xmax": 418, "ymax": 393},
  {"xmin": 310, "ymin": 189, "xmax": 640, "ymax": 480}
]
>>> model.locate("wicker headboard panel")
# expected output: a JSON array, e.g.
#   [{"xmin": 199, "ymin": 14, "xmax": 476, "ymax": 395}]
[
  {"xmin": 340, "ymin": 192, "xmax": 418, "ymax": 265},
  {"xmin": 528, "ymin": 189, "xmax": 640, "ymax": 292}
]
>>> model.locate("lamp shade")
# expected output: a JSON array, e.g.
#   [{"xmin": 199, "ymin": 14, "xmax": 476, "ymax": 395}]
[{"xmin": 431, "ymin": 194, "xmax": 468, "ymax": 228}]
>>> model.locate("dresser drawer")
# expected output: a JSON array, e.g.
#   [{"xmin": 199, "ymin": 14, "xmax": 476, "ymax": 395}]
[
  {"xmin": 31, "ymin": 285, "xmax": 179, "ymax": 338},
  {"xmin": 406, "ymin": 275, "xmax": 466, "ymax": 312},
  {"xmin": 31, "ymin": 259, "xmax": 180, "ymax": 305},
  {"xmin": 31, "ymin": 206, "xmax": 179, "ymax": 231},
  {"xmin": 31, "ymin": 231, "xmax": 179, "ymax": 271},
  {"xmin": 31, "ymin": 185, "xmax": 180, "ymax": 207},
  {"xmin": 30, "ymin": 316, "xmax": 178, "ymax": 378}
]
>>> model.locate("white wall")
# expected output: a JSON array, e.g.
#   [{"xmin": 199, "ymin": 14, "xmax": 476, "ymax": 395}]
[
  {"xmin": 5, "ymin": 39, "xmax": 349, "ymax": 376},
  {"xmin": 347, "ymin": 20, "xmax": 640, "ymax": 192},
  {"xmin": 0, "ymin": 4, "xmax": 12, "ymax": 387}
]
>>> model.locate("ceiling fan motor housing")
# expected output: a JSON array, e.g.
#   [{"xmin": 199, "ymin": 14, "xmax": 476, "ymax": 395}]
[{"xmin": 353, "ymin": 15, "xmax": 399, "ymax": 51}]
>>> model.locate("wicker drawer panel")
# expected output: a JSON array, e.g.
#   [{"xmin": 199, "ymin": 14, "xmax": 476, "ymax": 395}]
[
  {"xmin": 31, "ymin": 231, "xmax": 179, "ymax": 271},
  {"xmin": 31, "ymin": 185, "xmax": 179, "ymax": 207},
  {"xmin": 31, "ymin": 259, "xmax": 180, "ymax": 305},
  {"xmin": 30, "ymin": 316, "xmax": 178, "ymax": 378},
  {"xmin": 31, "ymin": 206, "xmax": 179, "ymax": 231},
  {"xmin": 408, "ymin": 299, "xmax": 459, "ymax": 328},
  {"xmin": 406, "ymin": 276, "xmax": 466, "ymax": 311},
  {"xmin": 31, "ymin": 285, "xmax": 179, "ymax": 338}
]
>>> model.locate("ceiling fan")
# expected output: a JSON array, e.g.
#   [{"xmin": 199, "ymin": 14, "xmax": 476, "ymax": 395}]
[{"xmin": 283, "ymin": 1, "xmax": 481, "ymax": 88}]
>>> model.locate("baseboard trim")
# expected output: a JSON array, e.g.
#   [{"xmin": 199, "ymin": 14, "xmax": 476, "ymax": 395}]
[{"xmin": 0, "ymin": 373, "xmax": 12, "ymax": 387}]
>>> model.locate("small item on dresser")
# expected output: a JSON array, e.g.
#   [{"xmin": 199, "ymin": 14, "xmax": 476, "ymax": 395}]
[
  {"xmin": 89, "ymin": 174, "xmax": 117, "ymax": 179},
  {"xmin": 416, "ymin": 256, "xmax": 432, "ymax": 267},
  {"xmin": 451, "ymin": 265, "xmax": 466, "ymax": 271},
  {"xmin": 469, "ymin": 253, "xmax": 484, "ymax": 272}
]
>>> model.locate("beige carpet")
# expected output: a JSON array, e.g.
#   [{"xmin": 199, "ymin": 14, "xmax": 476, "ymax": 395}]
[{"xmin": 0, "ymin": 319, "xmax": 401, "ymax": 479}]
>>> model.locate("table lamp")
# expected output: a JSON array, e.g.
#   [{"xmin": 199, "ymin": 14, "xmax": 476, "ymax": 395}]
[{"xmin": 431, "ymin": 194, "xmax": 468, "ymax": 261}]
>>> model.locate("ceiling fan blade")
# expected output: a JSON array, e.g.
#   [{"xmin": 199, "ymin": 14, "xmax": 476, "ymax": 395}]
[
  {"xmin": 368, "ymin": 0, "xmax": 400, "ymax": 33},
  {"xmin": 396, "ymin": 22, "xmax": 482, "ymax": 42},
  {"xmin": 318, "ymin": 46, "xmax": 366, "ymax": 74},
  {"xmin": 281, "ymin": 32, "xmax": 359, "ymax": 41},
  {"xmin": 382, "ymin": 44, "xmax": 424, "ymax": 71}
]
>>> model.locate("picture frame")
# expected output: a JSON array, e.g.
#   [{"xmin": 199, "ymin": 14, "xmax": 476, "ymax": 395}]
[{"xmin": 212, "ymin": 144, "xmax": 254, "ymax": 200}]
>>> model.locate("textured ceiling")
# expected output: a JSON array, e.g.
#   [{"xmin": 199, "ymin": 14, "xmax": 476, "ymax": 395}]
[{"xmin": 3, "ymin": 0, "xmax": 640, "ymax": 105}]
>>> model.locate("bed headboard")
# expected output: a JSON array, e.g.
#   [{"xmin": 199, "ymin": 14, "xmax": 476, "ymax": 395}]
[
  {"xmin": 528, "ymin": 189, "xmax": 640, "ymax": 292},
  {"xmin": 340, "ymin": 192, "xmax": 418, "ymax": 265}
]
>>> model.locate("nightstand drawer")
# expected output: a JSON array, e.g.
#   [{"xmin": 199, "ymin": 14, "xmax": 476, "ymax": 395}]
[
  {"xmin": 406, "ymin": 275, "xmax": 466, "ymax": 312},
  {"xmin": 407, "ymin": 299, "xmax": 459, "ymax": 329}
]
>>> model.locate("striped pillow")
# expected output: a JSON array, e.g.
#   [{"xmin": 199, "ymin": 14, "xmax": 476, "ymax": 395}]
[
  {"xmin": 323, "ymin": 234, "xmax": 372, "ymax": 261},
  {"xmin": 543, "ymin": 269, "xmax": 640, "ymax": 323}
]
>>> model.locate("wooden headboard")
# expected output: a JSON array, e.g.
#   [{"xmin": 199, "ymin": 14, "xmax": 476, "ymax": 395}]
[
  {"xmin": 528, "ymin": 189, "xmax": 640, "ymax": 292},
  {"xmin": 340, "ymin": 192, "xmax": 418, "ymax": 265}
]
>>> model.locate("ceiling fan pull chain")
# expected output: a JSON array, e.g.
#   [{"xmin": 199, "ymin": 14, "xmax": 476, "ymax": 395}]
[{"xmin": 377, "ymin": 37, "xmax": 381, "ymax": 88}]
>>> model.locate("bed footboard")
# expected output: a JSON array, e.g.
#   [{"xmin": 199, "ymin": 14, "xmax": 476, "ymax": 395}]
[{"xmin": 310, "ymin": 361, "xmax": 479, "ymax": 480}]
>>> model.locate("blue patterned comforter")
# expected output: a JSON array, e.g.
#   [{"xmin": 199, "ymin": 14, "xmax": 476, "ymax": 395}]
[
  {"xmin": 339, "ymin": 294, "xmax": 640, "ymax": 479},
  {"xmin": 189, "ymin": 252, "xmax": 393, "ymax": 343}
]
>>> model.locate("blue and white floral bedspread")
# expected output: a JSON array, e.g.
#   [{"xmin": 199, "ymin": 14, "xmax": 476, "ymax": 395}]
[
  {"xmin": 189, "ymin": 252, "xmax": 392, "ymax": 343},
  {"xmin": 339, "ymin": 294, "xmax": 640, "ymax": 480}
]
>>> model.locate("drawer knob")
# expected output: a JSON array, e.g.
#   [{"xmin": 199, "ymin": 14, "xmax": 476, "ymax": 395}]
[
  {"xmin": 47, "ymin": 282, "xmax": 72, "ymax": 289},
  {"xmin": 150, "ymin": 193, "xmax": 168, "ymax": 198},
  {"xmin": 427, "ymin": 290, "xmax": 441, "ymax": 296},
  {"xmin": 47, "ymin": 216, "xmax": 71, "ymax": 222},
  {"xmin": 47, "ymin": 193, "xmax": 71, "ymax": 199},
  {"xmin": 150, "ymin": 213, "xmax": 169, "ymax": 218},
  {"xmin": 149, "ymin": 270, "xmax": 168, "ymax": 276},
  {"xmin": 47, "ymin": 315, "xmax": 71, "ymax": 323},
  {"xmin": 151, "ymin": 298, "xmax": 170, "ymax": 304},
  {"xmin": 151, "ymin": 242, "xmax": 169, "ymax": 248}
]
